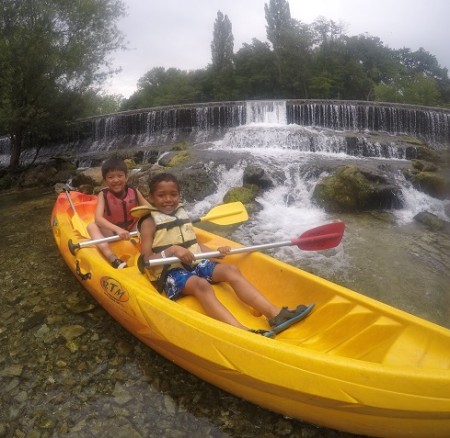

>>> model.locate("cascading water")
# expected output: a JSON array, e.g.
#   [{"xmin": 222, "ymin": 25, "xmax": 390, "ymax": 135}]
[{"xmin": 191, "ymin": 102, "xmax": 449, "ymax": 328}]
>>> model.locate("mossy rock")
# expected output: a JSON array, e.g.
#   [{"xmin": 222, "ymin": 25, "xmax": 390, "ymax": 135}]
[
  {"xmin": 402, "ymin": 136, "xmax": 426, "ymax": 146},
  {"xmin": 411, "ymin": 160, "xmax": 438, "ymax": 172},
  {"xmin": 415, "ymin": 146, "xmax": 440, "ymax": 163},
  {"xmin": 166, "ymin": 151, "xmax": 190, "ymax": 167},
  {"xmin": 172, "ymin": 141, "xmax": 189, "ymax": 151},
  {"xmin": 124, "ymin": 158, "xmax": 137, "ymax": 169},
  {"xmin": 223, "ymin": 184, "xmax": 259, "ymax": 205},
  {"xmin": 312, "ymin": 165, "xmax": 402, "ymax": 212},
  {"xmin": 413, "ymin": 172, "xmax": 449, "ymax": 199}
]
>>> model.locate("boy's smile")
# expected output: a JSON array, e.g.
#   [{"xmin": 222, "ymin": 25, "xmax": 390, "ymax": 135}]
[
  {"xmin": 105, "ymin": 170, "xmax": 128, "ymax": 195},
  {"xmin": 150, "ymin": 181, "xmax": 180, "ymax": 214}
]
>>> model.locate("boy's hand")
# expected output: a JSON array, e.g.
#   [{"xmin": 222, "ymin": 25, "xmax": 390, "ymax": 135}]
[
  {"xmin": 216, "ymin": 246, "xmax": 231, "ymax": 258},
  {"xmin": 116, "ymin": 227, "xmax": 130, "ymax": 240},
  {"xmin": 170, "ymin": 245, "xmax": 195, "ymax": 265}
]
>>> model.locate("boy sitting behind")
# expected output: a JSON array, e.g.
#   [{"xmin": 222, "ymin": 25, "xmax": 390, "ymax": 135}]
[
  {"xmin": 139, "ymin": 172, "xmax": 310, "ymax": 332},
  {"xmin": 87, "ymin": 157, "xmax": 149, "ymax": 268}
]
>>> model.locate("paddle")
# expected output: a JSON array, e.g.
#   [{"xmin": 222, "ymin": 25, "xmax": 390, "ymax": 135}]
[
  {"xmin": 138, "ymin": 222, "xmax": 345, "ymax": 272},
  {"xmin": 63, "ymin": 189, "xmax": 89, "ymax": 238},
  {"xmin": 68, "ymin": 202, "xmax": 249, "ymax": 255},
  {"xmin": 129, "ymin": 202, "xmax": 248, "ymax": 225}
]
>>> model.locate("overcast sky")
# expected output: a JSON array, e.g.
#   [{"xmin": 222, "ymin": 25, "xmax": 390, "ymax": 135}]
[{"xmin": 104, "ymin": 0, "xmax": 450, "ymax": 98}]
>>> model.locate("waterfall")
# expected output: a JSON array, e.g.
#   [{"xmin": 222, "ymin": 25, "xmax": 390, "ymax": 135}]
[
  {"xmin": 1, "ymin": 99, "xmax": 449, "ymax": 167},
  {"xmin": 56, "ymin": 100, "xmax": 450, "ymax": 158},
  {"xmin": 287, "ymin": 101, "xmax": 450, "ymax": 148},
  {"xmin": 220, "ymin": 101, "xmax": 421, "ymax": 159},
  {"xmin": 246, "ymin": 100, "xmax": 287, "ymax": 124}
]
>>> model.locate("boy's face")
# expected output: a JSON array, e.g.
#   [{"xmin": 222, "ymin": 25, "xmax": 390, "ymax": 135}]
[
  {"xmin": 105, "ymin": 170, "xmax": 128, "ymax": 195},
  {"xmin": 149, "ymin": 181, "xmax": 180, "ymax": 215}
]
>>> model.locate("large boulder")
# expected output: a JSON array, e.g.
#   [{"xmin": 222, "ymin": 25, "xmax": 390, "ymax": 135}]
[
  {"xmin": 141, "ymin": 164, "xmax": 217, "ymax": 202},
  {"xmin": 243, "ymin": 165, "xmax": 273, "ymax": 190},
  {"xmin": 404, "ymin": 150, "xmax": 450, "ymax": 200},
  {"xmin": 223, "ymin": 184, "xmax": 259, "ymax": 205},
  {"xmin": 312, "ymin": 165, "xmax": 403, "ymax": 213}
]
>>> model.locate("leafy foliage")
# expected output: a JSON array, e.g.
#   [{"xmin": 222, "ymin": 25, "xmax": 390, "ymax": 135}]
[
  {"xmin": 123, "ymin": 2, "xmax": 450, "ymax": 111},
  {"xmin": 211, "ymin": 11, "xmax": 234, "ymax": 73},
  {"xmin": 0, "ymin": 0, "xmax": 125, "ymax": 169}
]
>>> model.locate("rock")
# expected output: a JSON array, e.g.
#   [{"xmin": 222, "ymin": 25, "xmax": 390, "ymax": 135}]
[
  {"xmin": 124, "ymin": 158, "xmax": 137, "ymax": 169},
  {"xmin": 412, "ymin": 171, "xmax": 449, "ymax": 200},
  {"xmin": 312, "ymin": 165, "xmax": 403, "ymax": 213},
  {"xmin": 71, "ymin": 173, "xmax": 96, "ymax": 188},
  {"xmin": 0, "ymin": 364, "xmax": 23, "ymax": 377},
  {"xmin": 54, "ymin": 182, "xmax": 69, "ymax": 193},
  {"xmin": 20, "ymin": 163, "xmax": 58, "ymax": 187},
  {"xmin": 223, "ymin": 184, "xmax": 259, "ymax": 204},
  {"xmin": 414, "ymin": 211, "xmax": 448, "ymax": 231},
  {"xmin": 415, "ymin": 145, "xmax": 440, "ymax": 163},
  {"xmin": 65, "ymin": 302, "xmax": 96, "ymax": 314},
  {"xmin": 22, "ymin": 312, "xmax": 46, "ymax": 330},
  {"xmin": 59, "ymin": 324, "xmax": 87, "ymax": 341},
  {"xmin": 158, "ymin": 151, "xmax": 190, "ymax": 167},
  {"xmin": 243, "ymin": 165, "xmax": 273, "ymax": 189},
  {"xmin": 78, "ymin": 167, "xmax": 103, "ymax": 186},
  {"xmin": 113, "ymin": 382, "xmax": 133, "ymax": 405},
  {"xmin": 411, "ymin": 160, "xmax": 438, "ymax": 172},
  {"xmin": 146, "ymin": 165, "xmax": 217, "ymax": 202}
]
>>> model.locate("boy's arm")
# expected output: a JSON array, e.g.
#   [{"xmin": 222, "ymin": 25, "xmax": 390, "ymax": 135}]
[
  {"xmin": 139, "ymin": 217, "xmax": 156, "ymax": 261},
  {"xmin": 140, "ymin": 217, "xmax": 196, "ymax": 265}
]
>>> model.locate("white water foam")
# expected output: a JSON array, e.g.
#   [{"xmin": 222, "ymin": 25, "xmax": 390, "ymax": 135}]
[
  {"xmin": 394, "ymin": 173, "xmax": 450, "ymax": 224},
  {"xmin": 188, "ymin": 164, "xmax": 245, "ymax": 216}
]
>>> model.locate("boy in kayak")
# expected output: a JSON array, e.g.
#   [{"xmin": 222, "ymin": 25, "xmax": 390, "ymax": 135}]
[
  {"xmin": 87, "ymin": 157, "xmax": 149, "ymax": 268},
  {"xmin": 138, "ymin": 172, "xmax": 311, "ymax": 332}
]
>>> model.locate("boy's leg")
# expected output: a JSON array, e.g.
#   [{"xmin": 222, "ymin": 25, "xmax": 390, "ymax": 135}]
[
  {"xmin": 211, "ymin": 264, "xmax": 280, "ymax": 320},
  {"xmin": 183, "ymin": 275, "xmax": 247, "ymax": 329},
  {"xmin": 87, "ymin": 223, "xmax": 116, "ymax": 263}
]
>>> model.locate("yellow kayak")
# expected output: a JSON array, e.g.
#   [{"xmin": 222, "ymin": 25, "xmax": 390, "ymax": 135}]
[{"xmin": 51, "ymin": 191, "xmax": 450, "ymax": 437}]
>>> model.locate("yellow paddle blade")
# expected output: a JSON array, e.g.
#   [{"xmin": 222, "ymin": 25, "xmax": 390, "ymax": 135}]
[
  {"xmin": 130, "ymin": 205, "xmax": 153, "ymax": 218},
  {"xmin": 200, "ymin": 202, "xmax": 248, "ymax": 225},
  {"xmin": 71, "ymin": 212, "xmax": 90, "ymax": 239},
  {"xmin": 130, "ymin": 202, "xmax": 248, "ymax": 225}
]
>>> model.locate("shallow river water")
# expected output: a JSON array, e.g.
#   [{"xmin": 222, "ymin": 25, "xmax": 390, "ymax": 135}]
[{"xmin": 1, "ymin": 186, "xmax": 449, "ymax": 438}]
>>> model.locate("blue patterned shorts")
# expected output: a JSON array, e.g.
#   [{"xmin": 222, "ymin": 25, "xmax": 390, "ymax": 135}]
[{"xmin": 163, "ymin": 259, "xmax": 218, "ymax": 300}]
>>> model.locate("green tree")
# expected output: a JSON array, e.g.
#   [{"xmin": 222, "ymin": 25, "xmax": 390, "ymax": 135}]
[
  {"xmin": 264, "ymin": 0, "xmax": 313, "ymax": 97},
  {"xmin": 123, "ymin": 67, "xmax": 205, "ymax": 110},
  {"xmin": 209, "ymin": 11, "xmax": 235, "ymax": 101},
  {"xmin": 0, "ymin": 0, "xmax": 125, "ymax": 169},
  {"xmin": 264, "ymin": 0, "xmax": 291, "ymax": 51},
  {"xmin": 374, "ymin": 74, "xmax": 440, "ymax": 106},
  {"xmin": 234, "ymin": 39, "xmax": 277, "ymax": 99},
  {"xmin": 373, "ymin": 47, "xmax": 448, "ymax": 106},
  {"xmin": 211, "ymin": 11, "xmax": 234, "ymax": 73}
]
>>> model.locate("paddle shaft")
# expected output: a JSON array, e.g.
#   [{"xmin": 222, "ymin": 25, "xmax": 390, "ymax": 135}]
[
  {"xmin": 144, "ymin": 231, "xmax": 343, "ymax": 267},
  {"xmin": 68, "ymin": 215, "xmax": 220, "ymax": 254},
  {"xmin": 63, "ymin": 188, "xmax": 77, "ymax": 214}
]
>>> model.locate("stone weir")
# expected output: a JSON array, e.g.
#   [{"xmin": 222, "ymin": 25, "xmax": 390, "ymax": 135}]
[{"xmin": 65, "ymin": 100, "xmax": 450, "ymax": 154}]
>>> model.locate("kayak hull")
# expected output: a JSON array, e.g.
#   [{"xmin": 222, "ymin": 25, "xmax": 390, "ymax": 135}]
[{"xmin": 51, "ymin": 191, "xmax": 450, "ymax": 437}]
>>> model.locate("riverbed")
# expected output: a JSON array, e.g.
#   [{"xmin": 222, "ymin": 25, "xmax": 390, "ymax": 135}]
[{"xmin": 0, "ymin": 187, "xmax": 449, "ymax": 438}]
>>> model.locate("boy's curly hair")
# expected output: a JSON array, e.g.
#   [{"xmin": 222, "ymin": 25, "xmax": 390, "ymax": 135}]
[{"xmin": 149, "ymin": 172, "xmax": 180, "ymax": 194}]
